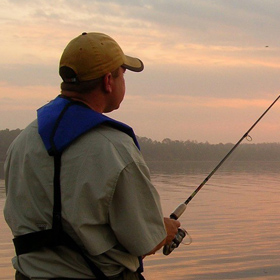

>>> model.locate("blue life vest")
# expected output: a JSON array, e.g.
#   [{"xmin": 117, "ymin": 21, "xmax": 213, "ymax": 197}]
[{"xmin": 37, "ymin": 95, "xmax": 140, "ymax": 155}]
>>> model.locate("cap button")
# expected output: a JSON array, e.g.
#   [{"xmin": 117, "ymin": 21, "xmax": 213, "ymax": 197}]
[{"xmin": 82, "ymin": 32, "xmax": 87, "ymax": 35}]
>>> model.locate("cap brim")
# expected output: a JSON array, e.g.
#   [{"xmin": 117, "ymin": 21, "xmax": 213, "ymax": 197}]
[{"xmin": 123, "ymin": 55, "xmax": 144, "ymax": 72}]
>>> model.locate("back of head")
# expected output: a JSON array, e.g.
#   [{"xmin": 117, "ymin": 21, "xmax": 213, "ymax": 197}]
[{"xmin": 59, "ymin": 32, "xmax": 144, "ymax": 84}]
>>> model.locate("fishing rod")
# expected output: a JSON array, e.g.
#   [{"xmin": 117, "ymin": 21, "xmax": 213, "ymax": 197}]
[{"xmin": 163, "ymin": 94, "xmax": 280, "ymax": 255}]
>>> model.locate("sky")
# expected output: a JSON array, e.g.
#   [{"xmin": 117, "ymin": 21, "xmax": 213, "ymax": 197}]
[{"xmin": 1, "ymin": 0, "xmax": 280, "ymax": 144}]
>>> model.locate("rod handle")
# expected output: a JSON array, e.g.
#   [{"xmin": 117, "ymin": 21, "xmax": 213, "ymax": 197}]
[{"xmin": 170, "ymin": 203, "xmax": 187, "ymax": 220}]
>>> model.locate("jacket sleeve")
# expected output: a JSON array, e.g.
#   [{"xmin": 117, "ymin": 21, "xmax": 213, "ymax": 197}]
[{"xmin": 108, "ymin": 161, "xmax": 166, "ymax": 256}]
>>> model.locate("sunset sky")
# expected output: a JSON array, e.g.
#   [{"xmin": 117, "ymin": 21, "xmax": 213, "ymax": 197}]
[{"xmin": 1, "ymin": 0, "xmax": 280, "ymax": 143}]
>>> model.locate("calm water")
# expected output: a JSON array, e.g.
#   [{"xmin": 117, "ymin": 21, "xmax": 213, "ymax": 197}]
[{"xmin": 1, "ymin": 161, "xmax": 280, "ymax": 280}]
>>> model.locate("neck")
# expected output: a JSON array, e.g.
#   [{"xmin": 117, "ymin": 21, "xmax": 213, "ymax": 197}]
[{"xmin": 60, "ymin": 91, "xmax": 105, "ymax": 113}]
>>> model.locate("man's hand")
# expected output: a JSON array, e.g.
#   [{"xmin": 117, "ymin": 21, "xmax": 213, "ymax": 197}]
[
  {"xmin": 144, "ymin": 217, "xmax": 181, "ymax": 256},
  {"xmin": 164, "ymin": 217, "xmax": 181, "ymax": 245}
]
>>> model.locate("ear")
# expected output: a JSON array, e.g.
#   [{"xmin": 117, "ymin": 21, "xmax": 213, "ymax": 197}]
[{"xmin": 103, "ymin": 73, "xmax": 113, "ymax": 93}]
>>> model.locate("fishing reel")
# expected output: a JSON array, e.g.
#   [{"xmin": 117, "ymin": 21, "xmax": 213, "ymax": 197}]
[
  {"xmin": 163, "ymin": 203, "xmax": 191, "ymax": 255},
  {"xmin": 163, "ymin": 228, "xmax": 191, "ymax": 255}
]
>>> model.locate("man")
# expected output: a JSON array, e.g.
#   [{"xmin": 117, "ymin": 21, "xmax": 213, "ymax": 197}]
[{"xmin": 4, "ymin": 32, "xmax": 180, "ymax": 280}]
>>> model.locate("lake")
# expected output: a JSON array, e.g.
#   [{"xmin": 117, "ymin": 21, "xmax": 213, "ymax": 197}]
[{"xmin": 1, "ymin": 160, "xmax": 280, "ymax": 280}]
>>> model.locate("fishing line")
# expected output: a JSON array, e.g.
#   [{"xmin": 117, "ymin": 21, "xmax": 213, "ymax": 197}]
[{"xmin": 163, "ymin": 94, "xmax": 280, "ymax": 255}]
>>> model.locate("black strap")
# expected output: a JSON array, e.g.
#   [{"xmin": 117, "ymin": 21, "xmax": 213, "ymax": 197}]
[
  {"xmin": 51, "ymin": 153, "xmax": 109, "ymax": 280},
  {"xmin": 13, "ymin": 106, "xmax": 109, "ymax": 279},
  {"xmin": 13, "ymin": 229, "xmax": 55, "ymax": 255},
  {"xmin": 13, "ymin": 229, "xmax": 108, "ymax": 280},
  {"xmin": 60, "ymin": 231, "xmax": 109, "ymax": 280},
  {"xmin": 52, "ymin": 153, "xmax": 62, "ymax": 234}
]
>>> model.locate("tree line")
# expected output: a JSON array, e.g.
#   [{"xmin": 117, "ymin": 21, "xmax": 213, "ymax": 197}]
[
  {"xmin": 138, "ymin": 136, "xmax": 280, "ymax": 162},
  {"xmin": 1, "ymin": 129, "xmax": 280, "ymax": 164}
]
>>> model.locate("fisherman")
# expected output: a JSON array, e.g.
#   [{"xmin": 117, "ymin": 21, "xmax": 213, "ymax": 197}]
[{"xmin": 4, "ymin": 32, "xmax": 180, "ymax": 280}]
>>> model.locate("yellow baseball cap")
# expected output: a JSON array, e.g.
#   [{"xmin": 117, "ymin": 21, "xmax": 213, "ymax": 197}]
[{"xmin": 59, "ymin": 32, "xmax": 144, "ymax": 83}]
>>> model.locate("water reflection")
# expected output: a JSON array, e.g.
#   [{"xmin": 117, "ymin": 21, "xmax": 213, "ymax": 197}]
[
  {"xmin": 147, "ymin": 160, "xmax": 280, "ymax": 176},
  {"xmin": 1, "ymin": 161, "xmax": 280, "ymax": 280},
  {"xmin": 144, "ymin": 161, "xmax": 280, "ymax": 280}
]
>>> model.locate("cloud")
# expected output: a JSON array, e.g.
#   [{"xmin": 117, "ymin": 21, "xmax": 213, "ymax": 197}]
[
  {"xmin": 125, "ymin": 63, "xmax": 280, "ymax": 100},
  {"xmin": 1, "ymin": 0, "xmax": 280, "ymax": 142},
  {"xmin": 3, "ymin": 0, "xmax": 280, "ymax": 62},
  {"xmin": 109, "ymin": 93, "xmax": 280, "ymax": 143},
  {"xmin": 0, "ymin": 64, "xmax": 60, "ymax": 87}
]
